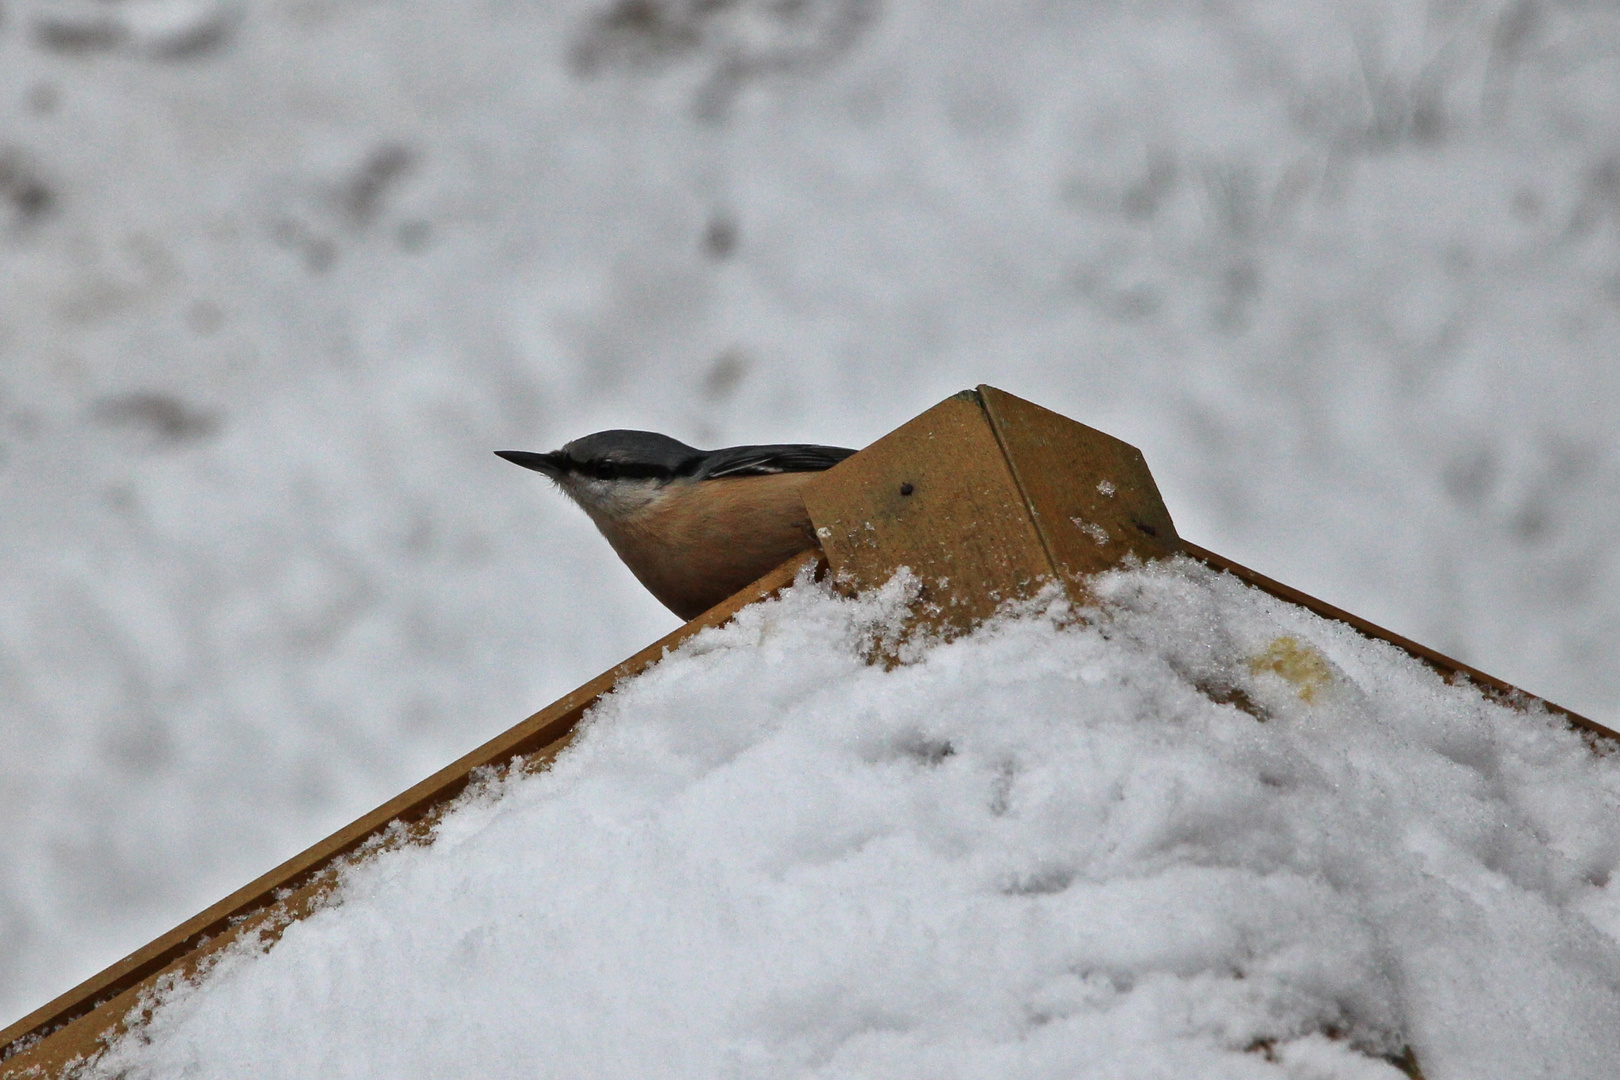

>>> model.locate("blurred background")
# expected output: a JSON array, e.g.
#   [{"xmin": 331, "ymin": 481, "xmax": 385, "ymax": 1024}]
[{"xmin": 1, "ymin": 0, "xmax": 1617, "ymax": 1026}]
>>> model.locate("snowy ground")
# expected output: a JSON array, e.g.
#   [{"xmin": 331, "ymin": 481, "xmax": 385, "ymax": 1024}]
[
  {"xmin": 2, "ymin": 0, "xmax": 1619, "ymax": 1030},
  {"xmin": 89, "ymin": 564, "xmax": 1620, "ymax": 1079}
]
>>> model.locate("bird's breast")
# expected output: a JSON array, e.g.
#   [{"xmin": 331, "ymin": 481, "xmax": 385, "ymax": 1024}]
[{"xmin": 600, "ymin": 472, "xmax": 821, "ymax": 620}]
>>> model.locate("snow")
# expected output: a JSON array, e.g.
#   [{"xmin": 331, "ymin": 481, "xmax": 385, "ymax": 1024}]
[
  {"xmin": 88, "ymin": 561, "xmax": 1620, "ymax": 1079},
  {"xmin": 3, "ymin": 0, "xmax": 1620, "ymax": 1032}
]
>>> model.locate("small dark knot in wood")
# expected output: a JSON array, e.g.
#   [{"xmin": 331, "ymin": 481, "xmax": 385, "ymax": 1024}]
[{"xmin": 1134, "ymin": 520, "xmax": 1157, "ymax": 537}]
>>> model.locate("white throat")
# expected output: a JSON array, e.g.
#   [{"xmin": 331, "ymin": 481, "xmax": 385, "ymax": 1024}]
[{"xmin": 557, "ymin": 475, "xmax": 670, "ymax": 525}]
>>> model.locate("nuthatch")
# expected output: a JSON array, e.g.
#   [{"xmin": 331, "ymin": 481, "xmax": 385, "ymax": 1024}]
[{"xmin": 496, "ymin": 431, "xmax": 856, "ymax": 620}]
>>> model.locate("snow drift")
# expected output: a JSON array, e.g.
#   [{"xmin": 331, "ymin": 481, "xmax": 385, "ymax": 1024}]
[{"xmin": 89, "ymin": 560, "xmax": 1620, "ymax": 1080}]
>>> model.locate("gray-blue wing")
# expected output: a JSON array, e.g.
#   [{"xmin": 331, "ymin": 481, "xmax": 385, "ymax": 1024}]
[{"xmin": 696, "ymin": 443, "xmax": 858, "ymax": 479}]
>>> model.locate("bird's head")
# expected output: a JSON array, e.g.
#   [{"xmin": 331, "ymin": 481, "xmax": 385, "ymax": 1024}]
[{"xmin": 495, "ymin": 430, "xmax": 703, "ymax": 523}]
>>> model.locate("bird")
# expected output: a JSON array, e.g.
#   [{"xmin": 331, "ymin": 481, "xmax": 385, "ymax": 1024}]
[{"xmin": 496, "ymin": 431, "xmax": 858, "ymax": 620}]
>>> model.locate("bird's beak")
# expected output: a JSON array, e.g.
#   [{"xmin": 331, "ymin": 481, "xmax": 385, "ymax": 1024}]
[{"xmin": 494, "ymin": 449, "xmax": 569, "ymax": 477}]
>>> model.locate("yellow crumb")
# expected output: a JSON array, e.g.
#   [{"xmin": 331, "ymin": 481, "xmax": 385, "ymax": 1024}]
[{"xmin": 1249, "ymin": 636, "xmax": 1333, "ymax": 704}]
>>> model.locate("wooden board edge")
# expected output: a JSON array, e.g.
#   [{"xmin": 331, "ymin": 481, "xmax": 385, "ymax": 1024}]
[
  {"xmin": 0, "ymin": 550, "xmax": 825, "ymax": 1068},
  {"xmin": 0, "ymin": 718, "xmax": 588, "ymax": 1080},
  {"xmin": 971, "ymin": 386, "xmax": 1059, "ymax": 575},
  {"xmin": 1180, "ymin": 541, "xmax": 1619, "ymax": 745}
]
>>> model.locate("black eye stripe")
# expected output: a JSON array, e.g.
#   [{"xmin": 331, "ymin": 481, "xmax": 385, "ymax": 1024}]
[
  {"xmin": 571, "ymin": 460, "xmax": 676, "ymax": 481},
  {"xmin": 552, "ymin": 443, "xmax": 854, "ymax": 481}
]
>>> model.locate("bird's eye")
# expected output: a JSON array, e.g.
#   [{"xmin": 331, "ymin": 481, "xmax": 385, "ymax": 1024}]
[{"xmin": 593, "ymin": 461, "xmax": 619, "ymax": 481}]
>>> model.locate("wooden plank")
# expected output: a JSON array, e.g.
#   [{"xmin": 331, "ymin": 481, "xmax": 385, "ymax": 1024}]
[
  {"xmin": 802, "ymin": 390, "xmax": 1053, "ymax": 637},
  {"xmin": 978, "ymin": 385, "xmax": 1180, "ymax": 591},
  {"xmin": 1181, "ymin": 541, "xmax": 1620, "ymax": 745},
  {"xmin": 0, "ymin": 551, "xmax": 824, "ymax": 1078}
]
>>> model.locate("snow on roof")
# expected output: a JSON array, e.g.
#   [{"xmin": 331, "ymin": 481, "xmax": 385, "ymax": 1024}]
[{"xmin": 91, "ymin": 560, "xmax": 1620, "ymax": 1079}]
